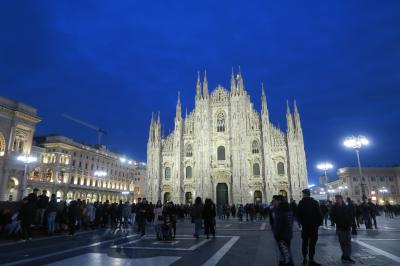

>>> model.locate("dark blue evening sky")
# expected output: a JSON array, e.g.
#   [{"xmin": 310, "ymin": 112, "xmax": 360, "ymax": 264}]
[{"xmin": 1, "ymin": 1, "xmax": 399, "ymax": 184}]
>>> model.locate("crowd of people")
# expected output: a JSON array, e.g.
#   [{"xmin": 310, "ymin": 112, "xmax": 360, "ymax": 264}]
[
  {"xmin": 269, "ymin": 189, "xmax": 400, "ymax": 266},
  {"xmin": 1, "ymin": 187, "xmax": 400, "ymax": 266}
]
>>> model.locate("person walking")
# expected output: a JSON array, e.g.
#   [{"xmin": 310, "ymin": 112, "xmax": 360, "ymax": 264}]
[
  {"xmin": 346, "ymin": 198, "xmax": 357, "ymax": 235},
  {"xmin": 190, "ymin": 197, "xmax": 203, "ymax": 239},
  {"xmin": 122, "ymin": 202, "xmax": 131, "ymax": 229},
  {"xmin": 360, "ymin": 200, "xmax": 372, "ymax": 229},
  {"xmin": 154, "ymin": 201, "xmax": 163, "ymax": 239},
  {"xmin": 237, "ymin": 204, "xmax": 244, "ymax": 223},
  {"xmin": 203, "ymin": 198, "xmax": 216, "ymax": 239},
  {"xmin": 272, "ymin": 195, "xmax": 294, "ymax": 266},
  {"xmin": 68, "ymin": 200, "xmax": 79, "ymax": 236},
  {"xmin": 331, "ymin": 195, "xmax": 356, "ymax": 264},
  {"xmin": 367, "ymin": 198, "xmax": 378, "ymax": 229},
  {"xmin": 18, "ymin": 197, "xmax": 34, "ymax": 241},
  {"xmin": 297, "ymin": 189, "xmax": 323, "ymax": 266},
  {"xmin": 37, "ymin": 190, "xmax": 49, "ymax": 226},
  {"xmin": 137, "ymin": 198, "xmax": 149, "ymax": 237},
  {"xmin": 47, "ymin": 194, "xmax": 58, "ymax": 235},
  {"xmin": 319, "ymin": 203, "xmax": 329, "ymax": 227}
]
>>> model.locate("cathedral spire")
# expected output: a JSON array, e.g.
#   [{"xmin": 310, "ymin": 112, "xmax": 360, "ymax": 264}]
[
  {"xmin": 148, "ymin": 112, "xmax": 155, "ymax": 143},
  {"xmin": 237, "ymin": 66, "xmax": 244, "ymax": 94},
  {"xmin": 261, "ymin": 82, "xmax": 268, "ymax": 115},
  {"xmin": 286, "ymin": 100, "xmax": 294, "ymax": 135},
  {"xmin": 196, "ymin": 71, "xmax": 202, "ymax": 100},
  {"xmin": 203, "ymin": 70, "xmax": 208, "ymax": 98},
  {"xmin": 230, "ymin": 66, "xmax": 236, "ymax": 95},
  {"xmin": 293, "ymin": 99, "xmax": 302, "ymax": 134},
  {"xmin": 176, "ymin": 91, "xmax": 182, "ymax": 120}
]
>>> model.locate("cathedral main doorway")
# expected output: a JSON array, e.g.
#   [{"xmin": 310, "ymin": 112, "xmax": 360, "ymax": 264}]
[
  {"xmin": 254, "ymin": 190, "xmax": 262, "ymax": 204},
  {"xmin": 216, "ymin": 183, "xmax": 228, "ymax": 207},
  {"xmin": 279, "ymin": 190, "xmax": 288, "ymax": 199},
  {"xmin": 163, "ymin": 192, "xmax": 171, "ymax": 204},
  {"xmin": 185, "ymin": 192, "xmax": 192, "ymax": 204}
]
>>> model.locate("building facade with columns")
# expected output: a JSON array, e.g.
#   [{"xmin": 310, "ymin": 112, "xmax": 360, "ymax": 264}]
[
  {"xmin": 327, "ymin": 166, "xmax": 400, "ymax": 204},
  {"xmin": 0, "ymin": 96, "xmax": 41, "ymax": 201},
  {"xmin": 147, "ymin": 70, "xmax": 308, "ymax": 205},
  {"xmin": 26, "ymin": 135, "xmax": 146, "ymax": 203}
]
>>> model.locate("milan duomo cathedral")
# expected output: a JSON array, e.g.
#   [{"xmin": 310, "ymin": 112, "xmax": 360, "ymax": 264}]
[{"xmin": 146, "ymin": 69, "xmax": 308, "ymax": 205}]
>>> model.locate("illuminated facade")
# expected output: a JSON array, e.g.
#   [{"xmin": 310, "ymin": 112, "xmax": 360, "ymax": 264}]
[
  {"xmin": 27, "ymin": 135, "xmax": 146, "ymax": 203},
  {"xmin": 328, "ymin": 167, "xmax": 400, "ymax": 204},
  {"xmin": 0, "ymin": 96, "xmax": 41, "ymax": 201},
  {"xmin": 147, "ymin": 70, "xmax": 308, "ymax": 205}
]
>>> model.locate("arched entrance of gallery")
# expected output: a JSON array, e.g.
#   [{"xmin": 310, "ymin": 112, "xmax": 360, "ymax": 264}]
[
  {"xmin": 254, "ymin": 190, "xmax": 262, "ymax": 204},
  {"xmin": 185, "ymin": 192, "xmax": 192, "ymax": 204},
  {"xmin": 216, "ymin": 183, "xmax": 228, "ymax": 207}
]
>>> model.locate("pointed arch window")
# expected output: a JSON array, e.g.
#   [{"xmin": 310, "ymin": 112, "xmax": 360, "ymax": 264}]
[
  {"xmin": 165, "ymin": 167, "xmax": 171, "ymax": 180},
  {"xmin": 217, "ymin": 112, "xmax": 225, "ymax": 132},
  {"xmin": 253, "ymin": 163, "xmax": 260, "ymax": 176},
  {"xmin": 186, "ymin": 166, "xmax": 192, "ymax": 179},
  {"xmin": 252, "ymin": 140, "xmax": 259, "ymax": 154},
  {"xmin": 217, "ymin": 146, "xmax": 225, "ymax": 160},
  {"xmin": 277, "ymin": 162, "xmax": 285, "ymax": 176},
  {"xmin": 186, "ymin": 144, "xmax": 193, "ymax": 157}
]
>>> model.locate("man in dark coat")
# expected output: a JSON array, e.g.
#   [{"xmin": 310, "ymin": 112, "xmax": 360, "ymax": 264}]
[
  {"xmin": 136, "ymin": 198, "xmax": 149, "ymax": 237},
  {"xmin": 68, "ymin": 200, "xmax": 79, "ymax": 235},
  {"xmin": 203, "ymin": 199, "xmax": 216, "ymax": 239},
  {"xmin": 367, "ymin": 198, "xmax": 378, "ymax": 229},
  {"xmin": 272, "ymin": 195, "xmax": 294, "ymax": 266},
  {"xmin": 297, "ymin": 189, "xmax": 323, "ymax": 266},
  {"xmin": 331, "ymin": 195, "xmax": 355, "ymax": 263},
  {"xmin": 18, "ymin": 197, "xmax": 34, "ymax": 241},
  {"xmin": 37, "ymin": 190, "xmax": 49, "ymax": 226}
]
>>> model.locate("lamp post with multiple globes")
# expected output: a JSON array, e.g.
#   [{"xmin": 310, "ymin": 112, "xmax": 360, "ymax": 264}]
[
  {"xmin": 17, "ymin": 154, "xmax": 38, "ymax": 200},
  {"xmin": 317, "ymin": 162, "xmax": 333, "ymax": 201},
  {"xmin": 94, "ymin": 170, "xmax": 107, "ymax": 202},
  {"xmin": 344, "ymin": 135, "xmax": 369, "ymax": 201}
]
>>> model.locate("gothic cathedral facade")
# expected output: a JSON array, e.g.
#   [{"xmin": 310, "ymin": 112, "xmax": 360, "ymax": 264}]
[{"xmin": 147, "ymin": 70, "xmax": 308, "ymax": 205}]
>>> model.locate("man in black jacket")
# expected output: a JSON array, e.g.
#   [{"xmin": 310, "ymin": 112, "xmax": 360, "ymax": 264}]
[
  {"xmin": 37, "ymin": 190, "xmax": 49, "ymax": 226},
  {"xmin": 297, "ymin": 189, "xmax": 323, "ymax": 266},
  {"xmin": 272, "ymin": 195, "xmax": 294, "ymax": 266},
  {"xmin": 331, "ymin": 195, "xmax": 355, "ymax": 263}
]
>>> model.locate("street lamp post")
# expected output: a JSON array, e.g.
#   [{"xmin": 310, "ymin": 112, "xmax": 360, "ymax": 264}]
[
  {"xmin": 317, "ymin": 162, "xmax": 333, "ymax": 201},
  {"xmin": 344, "ymin": 135, "xmax": 369, "ymax": 201},
  {"xmin": 17, "ymin": 154, "xmax": 37, "ymax": 200},
  {"xmin": 94, "ymin": 170, "xmax": 107, "ymax": 202}
]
